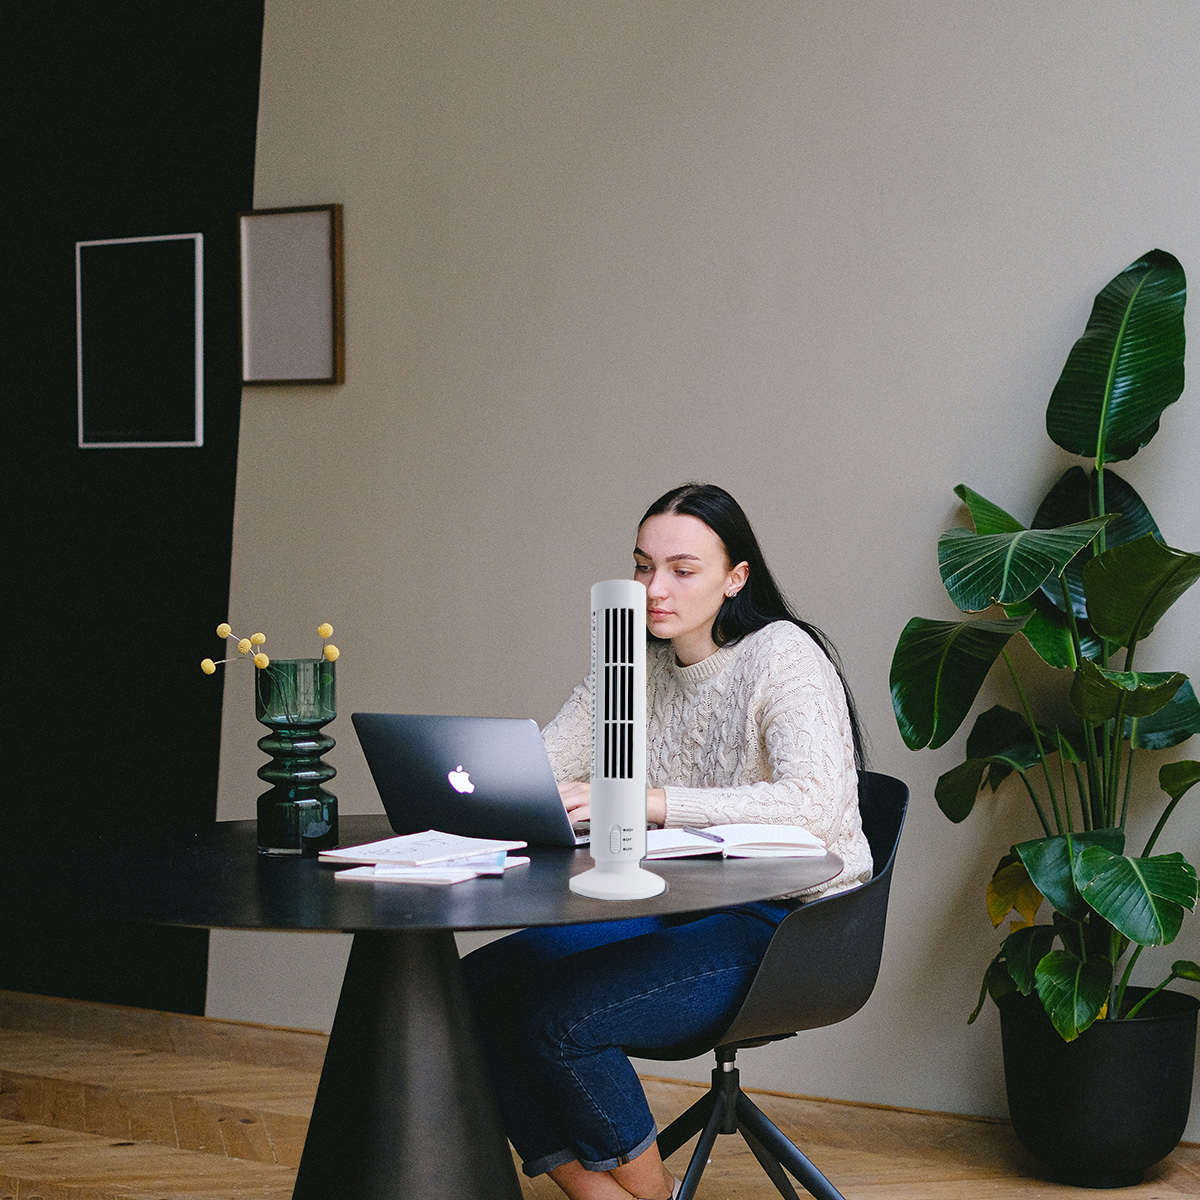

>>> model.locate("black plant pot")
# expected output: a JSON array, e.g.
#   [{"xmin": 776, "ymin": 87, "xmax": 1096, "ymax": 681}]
[{"xmin": 999, "ymin": 987, "xmax": 1198, "ymax": 1188}]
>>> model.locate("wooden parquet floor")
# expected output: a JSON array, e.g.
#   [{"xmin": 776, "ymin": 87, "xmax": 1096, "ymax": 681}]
[{"xmin": 0, "ymin": 989, "xmax": 1198, "ymax": 1199}]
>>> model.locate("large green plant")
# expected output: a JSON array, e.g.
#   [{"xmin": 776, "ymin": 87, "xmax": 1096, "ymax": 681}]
[{"xmin": 891, "ymin": 250, "xmax": 1200, "ymax": 1041}]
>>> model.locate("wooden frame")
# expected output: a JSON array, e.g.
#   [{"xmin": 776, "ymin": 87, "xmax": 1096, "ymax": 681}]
[
  {"xmin": 76, "ymin": 232, "xmax": 204, "ymax": 449},
  {"xmin": 239, "ymin": 204, "xmax": 344, "ymax": 385}
]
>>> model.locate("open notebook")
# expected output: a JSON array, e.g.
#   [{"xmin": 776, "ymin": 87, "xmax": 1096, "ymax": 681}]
[{"xmin": 645, "ymin": 824, "xmax": 825, "ymax": 859}]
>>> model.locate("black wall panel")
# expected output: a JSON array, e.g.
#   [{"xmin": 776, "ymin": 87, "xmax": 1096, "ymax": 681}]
[{"xmin": 4, "ymin": 4, "xmax": 265, "ymax": 1012}]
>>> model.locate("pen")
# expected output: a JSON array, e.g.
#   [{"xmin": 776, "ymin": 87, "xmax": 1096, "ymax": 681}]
[{"xmin": 681, "ymin": 826, "xmax": 725, "ymax": 844}]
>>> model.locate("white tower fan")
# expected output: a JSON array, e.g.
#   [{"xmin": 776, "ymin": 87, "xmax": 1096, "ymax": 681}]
[{"xmin": 569, "ymin": 579, "xmax": 666, "ymax": 900}]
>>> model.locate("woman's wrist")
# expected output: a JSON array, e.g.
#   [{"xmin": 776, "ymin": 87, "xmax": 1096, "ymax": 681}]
[{"xmin": 646, "ymin": 787, "xmax": 667, "ymax": 827}]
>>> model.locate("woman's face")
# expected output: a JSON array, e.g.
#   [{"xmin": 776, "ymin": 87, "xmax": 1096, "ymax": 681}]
[{"xmin": 634, "ymin": 512, "xmax": 748, "ymax": 665}]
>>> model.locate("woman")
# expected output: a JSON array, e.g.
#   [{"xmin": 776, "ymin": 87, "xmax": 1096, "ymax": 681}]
[{"xmin": 463, "ymin": 483, "xmax": 870, "ymax": 1200}]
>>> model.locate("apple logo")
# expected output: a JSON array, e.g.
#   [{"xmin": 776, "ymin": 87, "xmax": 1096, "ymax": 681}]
[{"xmin": 447, "ymin": 765, "xmax": 475, "ymax": 794}]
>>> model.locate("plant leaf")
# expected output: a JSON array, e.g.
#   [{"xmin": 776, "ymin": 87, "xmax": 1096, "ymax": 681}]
[
  {"xmin": 1083, "ymin": 535, "xmax": 1200, "ymax": 648},
  {"xmin": 1035, "ymin": 949, "xmax": 1113, "ymax": 1040},
  {"xmin": 1045, "ymin": 249, "xmax": 1187, "ymax": 465},
  {"xmin": 1069, "ymin": 660, "xmax": 1187, "ymax": 722},
  {"xmin": 965, "ymin": 704, "xmax": 1040, "ymax": 761},
  {"xmin": 1034, "ymin": 466, "xmax": 1162, "ymax": 618},
  {"xmin": 988, "ymin": 860, "xmax": 1045, "ymax": 928},
  {"xmin": 935, "ymin": 706, "xmax": 1064, "ymax": 819},
  {"xmin": 934, "ymin": 759, "xmax": 988, "ymax": 822},
  {"xmin": 969, "ymin": 955, "xmax": 1018, "ymax": 1023},
  {"xmin": 938, "ymin": 519, "xmax": 1112, "ymax": 612},
  {"xmin": 890, "ymin": 617, "xmax": 1028, "ymax": 750},
  {"xmin": 1160, "ymin": 759, "xmax": 1200, "ymax": 802},
  {"xmin": 1076, "ymin": 847, "xmax": 1198, "ymax": 946},
  {"xmin": 1002, "ymin": 594, "xmax": 1078, "ymax": 669},
  {"xmin": 1128, "ymin": 682, "xmax": 1200, "ymax": 750},
  {"xmin": 953, "ymin": 484, "xmax": 1025, "ymax": 535},
  {"xmin": 1001, "ymin": 924, "xmax": 1056, "ymax": 994},
  {"xmin": 1016, "ymin": 831, "xmax": 1124, "ymax": 920},
  {"xmin": 1172, "ymin": 960, "xmax": 1200, "ymax": 982}
]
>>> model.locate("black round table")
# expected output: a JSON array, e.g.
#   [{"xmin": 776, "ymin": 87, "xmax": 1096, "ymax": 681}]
[{"xmin": 2, "ymin": 815, "xmax": 844, "ymax": 1199}]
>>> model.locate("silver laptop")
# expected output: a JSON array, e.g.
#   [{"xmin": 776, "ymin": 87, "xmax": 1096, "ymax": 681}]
[{"xmin": 351, "ymin": 712, "xmax": 588, "ymax": 848}]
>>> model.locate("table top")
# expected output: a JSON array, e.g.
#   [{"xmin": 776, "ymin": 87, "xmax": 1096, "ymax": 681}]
[{"xmin": 4, "ymin": 815, "xmax": 843, "ymax": 934}]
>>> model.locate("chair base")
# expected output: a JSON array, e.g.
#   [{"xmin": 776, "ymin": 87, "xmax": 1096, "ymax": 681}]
[{"xmin": 656, "ymin": 1048, "xmax": 846, "ymax": 1200}]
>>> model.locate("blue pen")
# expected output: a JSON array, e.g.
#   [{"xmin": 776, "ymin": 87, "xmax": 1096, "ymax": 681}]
[{"xmin": 681, "ymin": 826, "xmax": 725, "ymax": 844}]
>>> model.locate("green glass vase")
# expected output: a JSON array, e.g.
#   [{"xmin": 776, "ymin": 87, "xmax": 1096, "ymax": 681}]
[{"xmin": 254, "ymin": 658, "xmax": 338, "ymax": 855}]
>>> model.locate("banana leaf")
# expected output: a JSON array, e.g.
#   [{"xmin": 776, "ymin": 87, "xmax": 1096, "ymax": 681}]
[
  {"xmin": 934, "ymin": 705, "xmax": 1048, "ymax": 822},
  {"xmin": 1128, "ymin": 682, "xmax": 1200, "ymax": 750},
  {"xmin": 1160, "ymin": 759, "xmax": 1200, "ymax": 801},
  {"xmin": 1076, "ymin": 847, "xmax": 1198, "ymax": 946},
  {"xmin": 890, "ymin": 616, "xmax": 1027, "ymax": 751},
  {"xmin": 937, "ymin": 517, "xmax": 1111, "ymax": 612},
  {"xmin": 1001, "ymin": 593, "xmax": 1079, "ymax": 669},
  {"xmin": 1016, "ymin": 831, "xmax": 1124, "ymax": 920},
  {"xmin": 969, "ymin": 955, "xmax": 1019, "ymax": 1023},
  {"xmin": 934, "ymin": 759, "xmax": 990, "ymax": 822},
  {"xmin": 1069, "ymin": 661, "xmax": 1187, "ymax": 723},
  {"xmin": 988, "ymin": 859, "xmax": 1045, "ymax": 929},
  {"xmin": 1082, "ymin": 535, "xmax": 1200, "ymax": 648},
  {"xmin": 1033, "ymin": 466, "xmax": 1161, "ymax": 617},
  {"xmin": 1001, "ymin": 923, "xmax": 1056, "ymax": 993},
  {"xmin": 967, "ymin": 703, "xmax": 1043, "ymax": 762},
  {"xmin": 1035, "ymin": 949, "xmax": 1113, "ymax": 1040},
  {"xmin": 953, "ymin": 484, "xmax": 1025, "ymax": 535},
  {"xmin": 1045, "ymin": 249, "xmax": 1186, "ymax": 464}
]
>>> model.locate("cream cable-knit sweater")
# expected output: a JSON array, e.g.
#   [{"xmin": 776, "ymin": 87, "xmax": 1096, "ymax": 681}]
[{"xmin": 541, "ymin": 620, "xmax": 872, "ymax": 896}]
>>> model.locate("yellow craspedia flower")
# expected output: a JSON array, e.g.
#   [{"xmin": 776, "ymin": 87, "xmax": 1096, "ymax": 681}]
[
  {"xmin": 253, "ymin": 652, "xmax": 270, "ymax": 669},
  {"xmin": 216, "ymin": 623, "xmax": 232, "ymax": 639},
  {"xmin": 250, "ymin": 632, "xmax": 266, "ymax": 646},
  {"xmin": 201, "ymin": 658, "xmax": 217, "ymax": 674},
  {"xmin": 317, "ymin": 622, "xmax": 333, "ymax": 639},
  {"xmin": 237, "ymin": 638, "xmax": 252, "ymax": 654},
  {"xmin": 323, "ymin": 644, "xmax": 340, "ymax": 662}
]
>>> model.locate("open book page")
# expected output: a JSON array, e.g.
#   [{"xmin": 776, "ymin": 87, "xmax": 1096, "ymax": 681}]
[
  {"xmin": 646, "ymin": 824, "xmax": 825, "ymax": 860},
  {"xmin": 319, "ymin": 829, "xmax": 527, "ymax": 867}
]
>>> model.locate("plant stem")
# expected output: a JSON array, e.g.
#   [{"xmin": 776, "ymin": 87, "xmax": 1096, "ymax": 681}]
[
  {"xmin": 1125, "ymin": 973, "xmax": 1173, "ymax": 1020},
  {"xmin": 1143, "ymin": 791, "xmax": 1185, "ymax": 856},
  {"xmin": 1071, "ymin": 760, "xmax": 1091, "ymax": 831},
  {"xmin": 1056, "ymin": 739, "xmax": 1075, "ymax": 833},
  {"xmin": 1003, "ymin": 650, "xmax": 1062, "ymax": 833},
  {"xmin": 1094, "ymin": 464, "xmax": 1109, "ymax": 669},
  {"xmin": 1115, "ymin": 943, "xmax": 1143, "ymax": 1018},
  {"xmin": 1058, "ymin": 576, "xmax": 1104, "ymax": 825},
  {"xmin": 1016, "ymin": 770, "xmax": 1053, "ymax": 837},
  {"xmin": 1108, "ymin": 926, "xmax": 1127, "ymax": 1016},
  {"xmin": 1106, "ymin": 705, "xmax": 1127, "ymax": 827},
  {"xmin": 1119, "ymin": 736, "xmax": 1136, "ymax": 831}
]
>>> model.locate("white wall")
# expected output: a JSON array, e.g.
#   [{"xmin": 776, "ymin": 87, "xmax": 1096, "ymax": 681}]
[{"xmin": 207, "ymin": 0, "xmax": 1200, "ymax": 1132}]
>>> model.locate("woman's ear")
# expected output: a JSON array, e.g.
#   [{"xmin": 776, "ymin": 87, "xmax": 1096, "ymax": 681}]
[{"xmin": 726, "ymin": 561, "xmax": 749, "ymax": 597}]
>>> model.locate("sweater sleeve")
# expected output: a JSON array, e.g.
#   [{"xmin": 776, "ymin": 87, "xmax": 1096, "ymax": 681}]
[{"xmin": 540, "ymin": 674, "xmax": 592, "ymax": 783}]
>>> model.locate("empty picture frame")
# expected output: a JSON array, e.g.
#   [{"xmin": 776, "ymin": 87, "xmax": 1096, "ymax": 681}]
[
  {"xmin": 76, "ymin": 232, "xmax": 204, "ymax": 449},
  {"xmin": 239, "ymin": 204, "xmax": 344, "ymax": 384}
]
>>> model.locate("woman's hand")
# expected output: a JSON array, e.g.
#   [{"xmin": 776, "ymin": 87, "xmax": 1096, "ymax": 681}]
[
  {"xmin": 558, "ymin": 780, "xmax": 592, "ymax": 824},
  {"xmin": 558, "ymin": 782, "xmax": 668, "ymax": 828}
]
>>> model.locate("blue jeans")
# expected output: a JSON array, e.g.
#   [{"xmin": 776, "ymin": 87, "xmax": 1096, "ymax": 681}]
[{"xmin": 461, "ymin": 902, "xmax": 790, "ymax": 1177}]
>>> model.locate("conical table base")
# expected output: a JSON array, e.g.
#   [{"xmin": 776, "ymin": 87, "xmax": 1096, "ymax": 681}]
[{"xmin": 291, "ymin": 929, "xmax": 521, "ymax": 1200}]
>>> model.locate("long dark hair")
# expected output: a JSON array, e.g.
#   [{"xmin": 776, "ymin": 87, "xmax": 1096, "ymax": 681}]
[{"xmin": 639, "ymin": 482, "xmax": 866, "ymax": 768}]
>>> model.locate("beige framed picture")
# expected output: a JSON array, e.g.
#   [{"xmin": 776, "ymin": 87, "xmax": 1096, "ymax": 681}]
[{"xmin": 239, "ymin": 204, "xmax": 344, "ymax": 385}]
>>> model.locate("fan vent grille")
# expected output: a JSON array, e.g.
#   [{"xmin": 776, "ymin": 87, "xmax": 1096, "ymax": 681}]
[{"xmin": 600, "ymin": 606, "xmax": 635, "ymax": 779}]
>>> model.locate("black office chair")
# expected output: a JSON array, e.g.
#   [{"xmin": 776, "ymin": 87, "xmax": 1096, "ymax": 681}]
[{"xmin": 646, "ymin": 771, "xmax": 908, "ymax": 1200}]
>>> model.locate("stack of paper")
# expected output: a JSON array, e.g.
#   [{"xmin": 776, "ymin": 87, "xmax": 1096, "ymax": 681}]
[{"xmin": 320, "ymin": 830, "xmax": 529, "ymax": 885}]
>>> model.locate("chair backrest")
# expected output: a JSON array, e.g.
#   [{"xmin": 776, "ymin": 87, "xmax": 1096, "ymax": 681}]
[{"xmin": 710, "ymin": 770, "xmax": 908, "ymax": 1048}]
